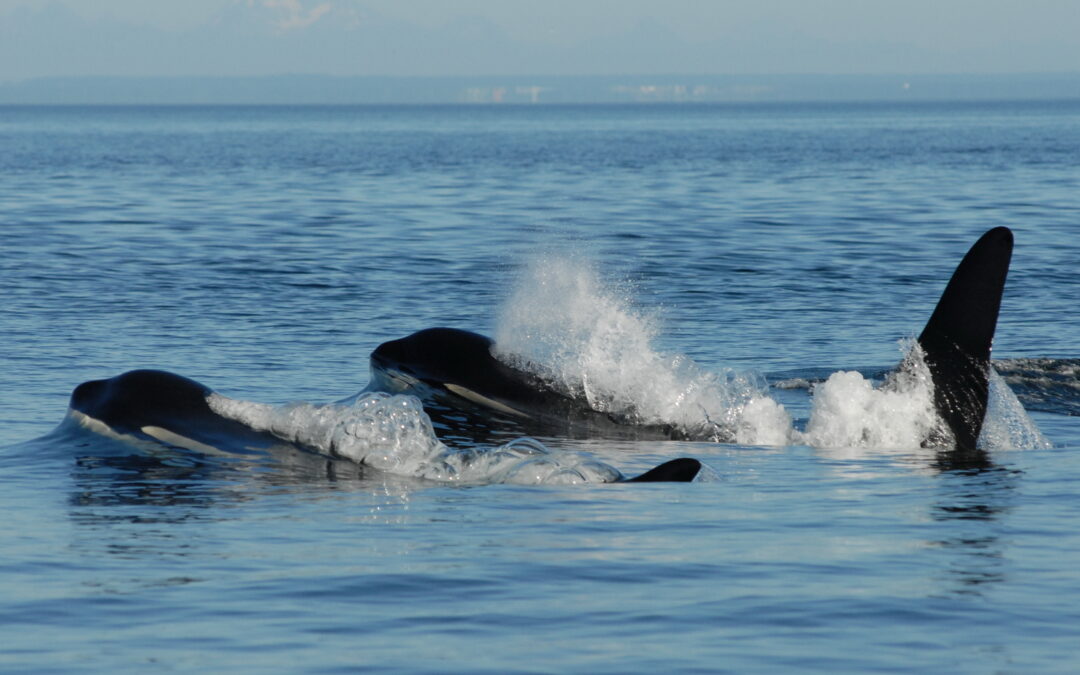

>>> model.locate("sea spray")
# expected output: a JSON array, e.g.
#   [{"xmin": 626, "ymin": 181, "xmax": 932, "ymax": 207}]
[
  {"xmin": 980, "ymin": 368, "xmax": 1054, "ymax": 450},
  {"xmin": 492, "ymin": 254, "xmax": 793, "ymax": 444}
]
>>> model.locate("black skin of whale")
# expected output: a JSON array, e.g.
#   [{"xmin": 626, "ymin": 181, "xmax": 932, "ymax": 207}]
[
  {"xmin": 371, "ymin": 227, "xmax": 1015, "ymax": 463},
  {"xmin": 915, "ymin": 226, "xmax": 1012, "ymax": 467},
  {"xmin": 69, "ymin": 369, "xmax": 282, "ymax": 453},
  {"xmin": 370, "ymin": 328, "xmax": 573, "ymax": 417},
  {"xmin": 68, "ymin": 369, "xmax": 701, "ymax": 483},
  {"xmin": 370, "ymin": 328, "xmax": 687, "ymax": 441}
]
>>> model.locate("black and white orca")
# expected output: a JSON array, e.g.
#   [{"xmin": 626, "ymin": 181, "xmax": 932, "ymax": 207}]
[
  {"xmin": 371, "ymin": 227, "xmax": 1014, "ymax": 454},
  {"xmin": 68, "ymin": 369, "xmax": 283, "ymax": 456},
  {"xmin": 368, "ymin": 327, "xmax": 677, "ymax": 440},
  {"xmin": 67, "ymin": 369, "xmax": 701, "ymax": 483}
]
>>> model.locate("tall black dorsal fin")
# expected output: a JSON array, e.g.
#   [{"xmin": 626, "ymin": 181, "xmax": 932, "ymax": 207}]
[
  {"xmin": 624, "ymin": 457, "xmax": 702, "ymax": 482},
  {"xmin": 917, "ymin": 227, "xmax": 1013, "ymax": 451}
]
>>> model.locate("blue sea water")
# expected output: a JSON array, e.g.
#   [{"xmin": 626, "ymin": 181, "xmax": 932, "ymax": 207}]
[{"xmin": 1, "ymin": 101, "xmax": 1080, "ymax": 672}]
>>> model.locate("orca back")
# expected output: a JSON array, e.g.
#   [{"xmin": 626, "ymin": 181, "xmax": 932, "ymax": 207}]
[{"xmin": 624, "ymin": 458, "xmax": 702, "ymax": 482}]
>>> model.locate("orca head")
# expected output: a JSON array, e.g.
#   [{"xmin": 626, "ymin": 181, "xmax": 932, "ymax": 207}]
[
  {"xmin": 70, "ymin": 369, "xmax": 215, "ymax": 433},
  {"xmin": 371, "ymin": 328, "xmax": 498, "ymax": 387}
]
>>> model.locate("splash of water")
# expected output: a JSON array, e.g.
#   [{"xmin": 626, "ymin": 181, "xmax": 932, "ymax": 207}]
[
  {"xmin": 492, "ymin": 254, "xmax": 793, "ymax": 445},
  {"xmin": 208, "ymin": 391, "xmax": 627, "ymax": 484},
  {"xmin": 981, "ymin": 368, "xmax": 1054, "ymax": 450},
  {"xmin": 801, "ymin": 341, "xmax": 1051, "ymax": 451},
  {"xmin": 800, "ymin": 341, "xmax": 943, "ymax": 449},
  {"xmin": 489, "ymin": 254, "xmax": 1048, "ymax": 452}
]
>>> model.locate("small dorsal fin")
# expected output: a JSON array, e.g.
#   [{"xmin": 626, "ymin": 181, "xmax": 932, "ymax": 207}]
[{"xmin": 625, "ymin": 457, "xmax": 702, "ymax": 482}]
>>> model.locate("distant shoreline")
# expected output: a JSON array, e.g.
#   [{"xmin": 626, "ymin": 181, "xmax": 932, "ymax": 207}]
[{"xmin": 2, "ymin": 73, "xmax": 1078, "ymax": 106}]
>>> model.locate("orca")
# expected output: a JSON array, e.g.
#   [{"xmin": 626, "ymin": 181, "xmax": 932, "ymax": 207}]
[
  {"xmin": 369, "ymin": 328, "xmax": 680, "ymax": 440},
  {"xmin": 68, "ymin": 369, "xmax": 700, "ymax": 483},
  {"xmin": 370, "ymin": 327, "xmax": 569, "ymax": 421},
  {"xmin": 69, "ymin": 369, "xmax": 284, "ymax": 456},
  {"xmin": 914, "ymin": 226, "xmax": 1012, "ymax": 457},
  {"xmin": 371, "ymin": 227, "xmax": 1014, "ymax": 454}
]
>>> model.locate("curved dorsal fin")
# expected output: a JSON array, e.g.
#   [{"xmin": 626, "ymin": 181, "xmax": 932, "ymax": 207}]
[
  {"xmin": 625, "ymin": 457, "xmax": 702, "ymax": 482},
  {"xmin": 917, "ymin": 227, "xmax": 1013, "ymax": 451}
]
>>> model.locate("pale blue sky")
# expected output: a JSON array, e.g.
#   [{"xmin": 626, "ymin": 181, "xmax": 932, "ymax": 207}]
[{"xmin": 1, "ymin": 0, "xmax": 1078, "ymax": 81}]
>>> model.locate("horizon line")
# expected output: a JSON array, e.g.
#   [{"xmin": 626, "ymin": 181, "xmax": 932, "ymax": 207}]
[
  {"xmin": 3, "ymin": 72, "xmax": 1077, "ymax": 106},
  {"xmin": 5, "ymin": 71, "xmax": 1080, "ymax": 83}
]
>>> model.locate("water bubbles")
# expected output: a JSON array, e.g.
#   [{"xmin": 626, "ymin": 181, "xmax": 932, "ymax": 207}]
[{"xmin": 209, "ymin": 391, "xmax": 629, "ymax": 484}]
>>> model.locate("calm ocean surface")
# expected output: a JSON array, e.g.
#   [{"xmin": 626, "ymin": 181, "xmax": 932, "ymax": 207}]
[{"xmin": 2, "ymin": 102, "xmax": 1079, "ymax": 672}]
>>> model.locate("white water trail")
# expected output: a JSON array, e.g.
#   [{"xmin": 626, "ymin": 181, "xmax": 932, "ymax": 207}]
[{"xmin": 208, "ymin": 392, "xmax": 627, "ymax": 485}]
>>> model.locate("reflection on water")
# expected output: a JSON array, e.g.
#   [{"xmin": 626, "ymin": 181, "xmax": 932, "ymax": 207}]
[
  {"xmin": 934, "ymin": 447, "xmax": 993, "ymax": 472},
  {"xmin": 929, "ymin": 464, "xmax": 1019, "ymax": 597},
  {"xmin": 810, "ymin": 438, "xmax": 1020, "ymax": 600},
  {"xmin": 61, "ymin": 434, "xmax": 418, "ymax": 561},
  {"xmin": 68, "ymin": 453, "xmax": 250, "ymax": 531}
]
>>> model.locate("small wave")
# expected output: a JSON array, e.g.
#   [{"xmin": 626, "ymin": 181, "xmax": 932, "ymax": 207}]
[
  {"xmin": 768, "ymin": 366, "xmax": 887, "ymax": 391},
  {"xmin": 208, "ymin": 391, "xmax": 626, "ymax": 485},
  {"xmin": 994, "ymin": 357, "xmax": 1080, "ymax": 417}
]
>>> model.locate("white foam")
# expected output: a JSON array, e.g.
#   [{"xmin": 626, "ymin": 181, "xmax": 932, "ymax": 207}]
[
  {"xmin": 208, "ymin": 391, "xmax": 627, "ymax": 484},
  {"xmin": 801, "ymin": 342, "xmax": 943, "ymax": 450},
  {"xmin": 801, "ymin": 342, "xmax": 1051, "ymax": 452},
  {"xmin": 492, "ymin": 254, "xmax": 793, "ymax": 445}
]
